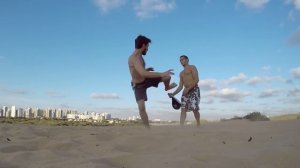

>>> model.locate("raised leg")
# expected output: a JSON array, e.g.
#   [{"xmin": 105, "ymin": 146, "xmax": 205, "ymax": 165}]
[{"xmin": 161, "ymin": 76, "xmax": 177, "ymax": 91}]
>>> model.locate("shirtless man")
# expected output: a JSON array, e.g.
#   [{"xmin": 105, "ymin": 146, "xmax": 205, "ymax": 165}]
[
  {"xmin": 168, "ymin": 55, "xmax": 200, "ymax": 126},
  {"xmin": 128, "ymin": 35, "xmax": 177, "ymax": 128}
]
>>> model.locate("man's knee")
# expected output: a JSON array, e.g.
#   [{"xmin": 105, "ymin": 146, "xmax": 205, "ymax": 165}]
[{"xmin": 193, "ymin": 110, "xmax": 200, "ymax": 116}]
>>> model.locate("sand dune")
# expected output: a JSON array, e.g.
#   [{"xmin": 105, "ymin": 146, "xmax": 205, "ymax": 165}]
[{"xmin": 1, "ymin": 120, "xmax": 300, "ymax": 168}]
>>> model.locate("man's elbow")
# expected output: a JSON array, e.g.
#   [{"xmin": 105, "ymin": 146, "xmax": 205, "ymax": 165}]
[{"xmin": 138, "ymin": 71, "xmax": 148, "ymax": 77}]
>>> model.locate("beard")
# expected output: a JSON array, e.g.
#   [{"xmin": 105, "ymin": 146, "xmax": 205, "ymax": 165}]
[{"xmin": 142, "ymin": 49, "xmax": 148, "ymax": 55}]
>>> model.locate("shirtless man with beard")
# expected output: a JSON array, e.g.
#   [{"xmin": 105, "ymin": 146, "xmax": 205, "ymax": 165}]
[{"xmin": 128, "ymin": 35, "xmax": 177, "ymax": 128}]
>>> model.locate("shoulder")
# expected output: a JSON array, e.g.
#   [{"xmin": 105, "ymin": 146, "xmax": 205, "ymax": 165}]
[
  {"xmin": 129, "ymin": 55, "xmax": 138, "ymax": 62},
  {"xmin": 128, "ymin": 55, "xmax": 134, "ymax": 64},
  {"xmin": 129, "ymin": 55, "xmax": 139, "ymax": 66},
  {"xmin": 189, "ymin": 65, "xmax": 198, "ymax": 71},
  {"xmin": 189, "ymin": 65, "xmax": 197, "ymax": 68}
]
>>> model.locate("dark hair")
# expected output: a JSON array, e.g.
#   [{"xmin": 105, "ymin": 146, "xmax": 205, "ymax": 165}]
[
  {"xmin": 180, "ymin": 55, "xmax": 189, "ymax": 60},
  {"xmin": 135, "ymin": 35, "xmax": 151, "ymax": 49}
]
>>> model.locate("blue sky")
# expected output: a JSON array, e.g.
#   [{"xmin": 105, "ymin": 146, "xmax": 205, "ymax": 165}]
[{"xmin": 0, "ymin": 0, "xmax": 300, "ymax": 121}]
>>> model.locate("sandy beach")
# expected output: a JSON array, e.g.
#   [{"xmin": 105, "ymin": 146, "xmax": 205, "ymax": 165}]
[{"xmin": 1, "ymin": 120, "xmax": 300, "ymax": 168}]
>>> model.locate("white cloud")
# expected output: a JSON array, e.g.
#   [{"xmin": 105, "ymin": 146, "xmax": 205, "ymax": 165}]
[
  {"xmin": 262, "ymin": 65, "xmax": 271, "ymax": 71},
  {"xmin": 287, "ymin": 98, "xmax": 300, "ymax": 104},
  {"xmin": 286, "ymin": 79, "xmax": 294, "ymax": 84},
  {"xmin": 205, "ymin": 88, "xmax": 250, "ymax": 102},
  {"xmin": 238, "ymin": 0, "xmax": 270, "ymax": 9},
  {"xmin": 199, "ymin": 79, "xmax": 217, "ymax": 91},
  {"xmin": 246, "ymin": 76, "xmax": 285, "ymax": 86},
  {"xmin": 135, "ymin": 0, "xmax": 176, "ymax": 19},
  {"xmin": 246, "ymin": 76, "xmax": 264, "ymax": 85},
  {"xmin": 93, "ymin": 0, "xmax": 126, "ymax": 13},
  {"xmin": 202, "ymin": 99, "xmax": 214, "ymax": 104},
  {"xmin": 224, "ymin": 73, "xmax": 247, "ymax": 85},
  {"xmin": 258, "ymin": 89, "xmax": 281, "ymax": 98},
  {"xmin": 296, "ymin": 0, "xmax": 300, "ymax": 9},
  {"xmin": 285, "ymin": 0, "xmax": 300, "ymax": 10},
  {"xmin": 287, "ymin": 87, "xmax": 300, "ymax": 96},
  {"xmin": 90, "ymin": 92, "xmax": 120, "ymax": 99},
  {"xmin": 288, "ymin": 29, "xmax": 300, "ymax": 46},
  {"xmin": 291, "ymin": 67, "xmax": 300, "ymax": 78},
  {"xmin": 0, "ymin": 87, "xmax": 28, "ymax": 95}
]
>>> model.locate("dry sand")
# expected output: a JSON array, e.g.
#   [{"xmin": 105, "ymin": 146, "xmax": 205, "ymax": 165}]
[{"xmin": 1, "ymin": 120, "xmax": 300, "ymax": 168}]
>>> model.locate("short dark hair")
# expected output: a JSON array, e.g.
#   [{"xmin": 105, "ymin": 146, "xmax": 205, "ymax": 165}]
[
  {"xmin": 180, "ymin": 55, "xmax": 189, "ymax": 60},
  {"xmin": 135, "ymin": 35, "xmax": 151, "ymax": 49}
]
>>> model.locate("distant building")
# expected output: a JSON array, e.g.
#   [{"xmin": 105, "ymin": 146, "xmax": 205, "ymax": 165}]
[
  {"xmin": 11, "ymin": 106, "xmax": 16, "ymax": 118},
  {"xmin": 0, "ymin": 108, "xmax": 3, "ymax": 117},
  {"xmin": 104, "ymin": 113, "xmax": 111, "ymax": 120},
  {"xmin": 3, "ymin": 106, "xmax": 8, "ymax": 117},
  {"xmin": 56, "ymin": 109, "xmax": 63, "ymax": 119},
  {"xmin": 33, "ymin": 108, "xmax": 44, "ymax": 118},
  {"xmin": 0, "ymin": 105, "xmax": 119, "ymax": 121},
  {"xmin": 153, "ymin": 119, "xmax": 161, "ymax": 122},
  {"xmin": 67, "ymin": 114, "xmax": 76, "ymax": 121},
  {"xmin": 25, "ymin": 107, "xmax": 34, "ymax": 118},
  {"xmin": 18, "ymin": 108, "xmax": 24, "ymax": 118}
]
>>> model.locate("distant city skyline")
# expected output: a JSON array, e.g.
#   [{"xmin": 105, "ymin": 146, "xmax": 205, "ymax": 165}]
[
  {"xmin": 0, "ymin": 105, "xmax": 144, "ymax": 122},
  {"xmin": 0, "ymin": 0, "xmax": 300, "ymax": 121}
]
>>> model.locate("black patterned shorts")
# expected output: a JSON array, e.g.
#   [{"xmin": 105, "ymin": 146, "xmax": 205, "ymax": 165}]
[
  {"xmin": 132, "ymin": 78, "xmax": 161, "ymax": 101},
  {"xmin": 181, "ymin": 86, "xmax": 200, "ymax": 111}
]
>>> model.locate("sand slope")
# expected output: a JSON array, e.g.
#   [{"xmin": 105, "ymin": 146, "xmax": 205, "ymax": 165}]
[{"xmin": 1, "ymin": 120, "xmax": 300, "ymax": 168}]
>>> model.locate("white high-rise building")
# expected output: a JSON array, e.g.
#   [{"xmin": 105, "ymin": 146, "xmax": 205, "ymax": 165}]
[
  {"xmin": 51, "ymin": 110, "xmax": 56, "ymax": 119},
  {"xmin": 104, "ymin": 113, "xmax": 111, "ymax": 120},
  {"xmin": 18, "ymin": 108, "xmax": 24, "ymax": 118},
  {"xmin": 39, "ymin": 108, "xmax": 44, "ymax": 118},
  {"xmin": 56, "ymin": 109, "xmax": 62, "ymax": 119},
  {"xmin": 33, "ymin": 108, "xmax": 44, "ymax": 118},
  {"xmin": 0, "ymin": 108, "xmax": 3, "ymax": 117},
  {"xmin": 11, "ymin": 106, "xmax": 17, "ymax": 118},
  {"xmin": 61, "ymin": 109, "xmax": 68, "ymax": 119},
  {"xmin": 45, "ymin": 108, "xmax": 51, "ymax": 118},
  {"xmin": 25, "ymin": 107, "xmax": 33, "ymax": 118},
  {"xmin": 3, "ymin": 106, "xmax": 8, "ymax": 117}
]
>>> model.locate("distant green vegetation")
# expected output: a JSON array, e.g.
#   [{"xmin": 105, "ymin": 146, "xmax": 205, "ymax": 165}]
[
  {"xmin": 243, "ymin": 112, "xmax": 270, "ymax": 121},
  {"xmin": 223, "ymin": 112, "xmax": 270, "ymax": 121},
  {"xmin": 223, "ymin": 112, "xmax": 300, "ymax": 122},
  {"xmin": 270, "ymin": 113, "xmax": 300, "ymax": 121}
]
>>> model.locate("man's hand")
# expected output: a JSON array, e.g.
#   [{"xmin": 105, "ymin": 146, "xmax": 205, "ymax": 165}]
[
  {"xmin": 146, "ymin": 67, "xmax": 154, "ymax": 71},
  {"xmin": 161, "ymin": 69, "xmax": 174, "ymax": 77},
  {"xmin": 183, "ymin": 88, "xmax": 189, "ymax": 96},
  {"xmin": 168, "ymin": 93, "xmax": 174, "ymax": 98}
]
